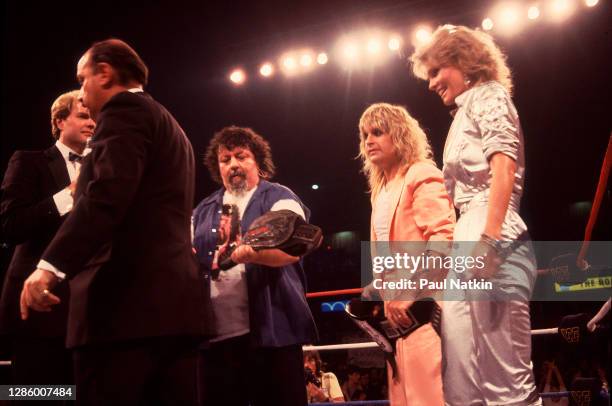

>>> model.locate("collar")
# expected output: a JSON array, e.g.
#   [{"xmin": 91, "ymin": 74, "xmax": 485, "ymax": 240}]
[
  {"xmin": 454, "ymin": 81, "xmax": 497, "ymax": 108},
  {"xmin": 449, "ymin": 88, "xmax": 472, "ymax": 117},
  {"xmin": 55, "ymin": 140, "xmax": 88, "ymax": 161},
  {"xmin": 128, "ymin": 87, "xmax": 144, "ymax": 93},
  {"xmin": 454, "ymin": 87, "xmax": 472, "ymax": 108}
]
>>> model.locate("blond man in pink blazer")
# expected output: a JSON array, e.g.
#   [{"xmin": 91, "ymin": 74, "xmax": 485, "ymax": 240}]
[{"xmin": 359, "ymin": 103, "xmax": 455, "ymax": 405}]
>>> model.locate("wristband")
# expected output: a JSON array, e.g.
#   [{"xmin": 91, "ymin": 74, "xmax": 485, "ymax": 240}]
[{"xmin": 480, "ymin": 233, "xmax": 511, "ymax": 260}]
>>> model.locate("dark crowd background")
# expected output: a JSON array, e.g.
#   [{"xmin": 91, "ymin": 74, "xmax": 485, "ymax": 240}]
[{"xmin": 1, "ymin": 0, "xmax": 611, "ymax": 398}]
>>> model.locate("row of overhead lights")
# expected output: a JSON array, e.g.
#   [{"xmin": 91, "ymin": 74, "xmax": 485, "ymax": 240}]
[
  {"xmin": 480, "ymin": 0, "xmax": 599, "ymax": 33},
  {"xmin": 229, "ymin": 0, "xmax": 601, "ymax": 85},
  {"xmin": 228, "ymin": 32, "xmax": 404, "ymax": 85},
  {"xmin": 231, "ymin": 50, "xmax": 332, "ymax": 84}
]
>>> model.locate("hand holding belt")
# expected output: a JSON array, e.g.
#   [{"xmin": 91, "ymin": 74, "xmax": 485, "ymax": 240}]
[
  {"xmin": 345, "ymin": 298, "xmax": 441, "ymax": 378},
  {"xmin": 218, "ymin": 209, "xmax": 323, "ymax": 270}
]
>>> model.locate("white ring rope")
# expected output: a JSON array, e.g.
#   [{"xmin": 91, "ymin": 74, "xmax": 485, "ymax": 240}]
[
  {"xmin": 303, "ymin": 342, "xmax": 380, "ymax": 351},
  {"xmin": 303, "ymin": 326, "xmax": 560, "ymax": 352},
  {"xmin": 530, "ymin": 327, "xmax": 559, "ymax": 335}
]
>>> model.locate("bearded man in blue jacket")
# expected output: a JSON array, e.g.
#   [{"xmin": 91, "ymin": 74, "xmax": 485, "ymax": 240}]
[{"xmin": 192, "ymin": 126, "xmax": 318, "ymax": 406}]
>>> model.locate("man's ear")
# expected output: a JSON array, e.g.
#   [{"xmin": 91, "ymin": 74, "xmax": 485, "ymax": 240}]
[
  {"xmin": 96, "ymin": 62, "xmax": 115, "ymax": 89},
  {"xmin": 55, "ymin": 118, "xmax": 65, "ymax": 131}
]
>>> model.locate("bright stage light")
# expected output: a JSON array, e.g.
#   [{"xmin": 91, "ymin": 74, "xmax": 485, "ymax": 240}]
[
  {"xmin": 279, "ymin": 50, "xmax": 318, "ymax": 75},
  {"xmin": 366, "ymin": 38, "xmax": 382, "ymax": 54},
  {"xmin": 500, "ymin": 5, "xmax": 520, "ymax": 26},
  {"xmin": 283, "ymin": 56, "xmax": 297, "ymax": 71},
  {"xmin": 229, "ymin": 69, "xmax": 245, "ymax": 85},
  {"xmin": 548, "ymin": 0, "xmax": 576, "ymax": 21},
  {"xmin": 259, "ymin": 63, "xmax": 274, "ymax": 77},
  {"xmin": 585, "ymin": 0, "xmax": 599, "ymax": 6},
  {"xmin": 336, "ymin": 30, "xmax": 396, "ymax": 69},
  {"xmin": 317, "ymin": 52, "xmax": 328, "ymax": 65},
  {"xmin": 342, "ymin": 42, "xmax": 359, "ymax": 60},
  {"xmin": 413, "ymin": 26, "xmax": 432, "ymax": 46},
  {"xmin": 311, "ymin": 184, "xmax": 319, "ymax": 190},
  {"xmin": 528, "ymin": 5, "xmax": 540, "ymax": 19},
  {"xmin": 490, "ymin": 3, "xmax": 525, "ymax": 35},
  {"xmin": 300, "ymin": 53, "xmax": 313, "ymax": 67},
  {"xmin": 337, "ymin": 39, "xmax": 360, "ymax": 68},
  {"xmin": 388, "ymin": 35, "xmax": 401, "ymax": 51},
  {"xmin": 482, "ymin": 17, "xmax": 494, "ymax": 30}
]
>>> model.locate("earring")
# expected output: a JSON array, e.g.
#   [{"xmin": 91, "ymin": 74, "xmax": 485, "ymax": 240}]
[{"xmin": 464, "ymin": 77, "xmax": 471, "ymax": 86}]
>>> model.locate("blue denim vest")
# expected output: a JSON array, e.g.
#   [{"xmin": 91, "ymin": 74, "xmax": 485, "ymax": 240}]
[{"xmin": 192, "ymin": 180, "xmax": 318, "ymax": 347}]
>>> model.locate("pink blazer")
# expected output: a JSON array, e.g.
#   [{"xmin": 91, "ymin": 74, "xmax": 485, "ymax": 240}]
[
  {"xmin": 370, "ymin": 161, "xmax": 455, "ymax": 243},
  {"xmin": 370, "ymin": 161, "xmax": 454, "ymax": 406}
]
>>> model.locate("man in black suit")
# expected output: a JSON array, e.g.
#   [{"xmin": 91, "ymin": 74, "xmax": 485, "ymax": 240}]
[
  {"xmin": 20, "ymin": 39, "xmax": 206, "ymax": 405},
  {"xmin": 0, "ymin": 90, "xmax": 94, "ymax": 388}
]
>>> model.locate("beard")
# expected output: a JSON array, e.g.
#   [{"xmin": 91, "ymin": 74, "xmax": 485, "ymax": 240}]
[{"xmin": 227, "ymin": 171, "xmax": 248, "ymax": 195}]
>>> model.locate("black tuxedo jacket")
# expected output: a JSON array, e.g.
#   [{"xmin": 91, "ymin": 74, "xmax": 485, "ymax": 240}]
[
  {"xmin": 42, "ymin": 91, "xmax": 207, "ymax": 348},
  {"xmin": 0, "ymin": 145, "xmax": 70, "ymax": 338}
]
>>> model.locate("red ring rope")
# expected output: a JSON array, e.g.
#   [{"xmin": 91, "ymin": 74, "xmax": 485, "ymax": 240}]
[
  {"xmin": 577, "ymin": 134, "xmax": 612, "ymax": 266},
  {"xmin": 305, "ymin": 288, "xmax": 363, "ymax": 298}
]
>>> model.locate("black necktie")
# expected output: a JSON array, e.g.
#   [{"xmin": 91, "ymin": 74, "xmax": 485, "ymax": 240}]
[{"xmin": 68, "ymin": 152, "xmax": 83, "ymax": 163}]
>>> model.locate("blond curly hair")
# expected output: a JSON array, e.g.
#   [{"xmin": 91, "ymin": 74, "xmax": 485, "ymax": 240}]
[
  {"xmin": 410, "ymin": 25, "xmax": 513, "ymax": 94},
  {"xmin": 358, "ymin": 103, "xmax": 434, "ymax": 196}
]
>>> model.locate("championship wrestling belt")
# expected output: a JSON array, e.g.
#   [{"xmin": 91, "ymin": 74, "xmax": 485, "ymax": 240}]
[
  {"xmin": 345, "ymin": 298, "xmax": 441, "ymax": 378},
  {"xmin": 218, "ymin": 209, "xmax": 323, "ymax": 270}
]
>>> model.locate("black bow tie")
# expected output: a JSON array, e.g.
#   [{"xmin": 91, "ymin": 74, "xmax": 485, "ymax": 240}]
[{"xmin": 68, "ymin": 152, "xmax": 84, "ymax": 163}]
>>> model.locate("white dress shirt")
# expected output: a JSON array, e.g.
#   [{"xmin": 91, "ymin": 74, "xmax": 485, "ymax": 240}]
[
  {"xmin": 38, "ymin": 141, "xmax": 91, "ymax": 279},
  {"xmin": 52, "ymin": 140, "xmax": 89, "ymax": 215}
]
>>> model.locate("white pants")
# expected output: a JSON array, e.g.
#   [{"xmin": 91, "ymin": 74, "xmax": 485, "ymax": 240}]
[{"xmin": 442, "ymin": 206, "xmax": 541, "ymax": 405}]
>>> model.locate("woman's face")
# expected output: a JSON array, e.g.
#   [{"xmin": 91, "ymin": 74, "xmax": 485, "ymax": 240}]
[{"xmin": 427, "ymin": 65, "xmax": 469, "ymax": 106}]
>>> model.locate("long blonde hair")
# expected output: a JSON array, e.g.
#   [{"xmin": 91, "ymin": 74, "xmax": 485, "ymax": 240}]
[
  {"xmin": 410, "ymin": 25, "xmax": 513, "ymax": 94},
  {"xmin": 358, "ymin": 103, "xmax": 434, "ymax": 196}
]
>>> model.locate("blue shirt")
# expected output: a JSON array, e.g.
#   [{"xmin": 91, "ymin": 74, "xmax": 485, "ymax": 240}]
[{"xmin": 192, "ymin": 180, "xmax": 318, "ymax": 347}]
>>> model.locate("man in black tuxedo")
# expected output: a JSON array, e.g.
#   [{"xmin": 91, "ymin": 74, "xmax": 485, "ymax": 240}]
[
  {"xmin": 20, "ymin": 39, "xmax": 206, "ymax": 405},
  {"xmin": 0, "ymin": 90, "xmax": 94, "ymax": 388}
]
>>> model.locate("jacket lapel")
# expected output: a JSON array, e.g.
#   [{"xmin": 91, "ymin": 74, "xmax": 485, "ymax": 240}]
[
  {"xmin": 45, "ymin": 145, "xmax": 70, "ymax": 189},
  {"xmin": 387, "ymin": 169, "xmax": 408, "ymax": 241}
]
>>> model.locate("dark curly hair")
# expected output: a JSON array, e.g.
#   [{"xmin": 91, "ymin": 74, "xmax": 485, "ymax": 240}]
[{"xmin": 204, "ymin": 126, "xmax": 276, "ymax": 185}]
